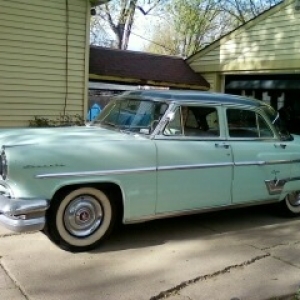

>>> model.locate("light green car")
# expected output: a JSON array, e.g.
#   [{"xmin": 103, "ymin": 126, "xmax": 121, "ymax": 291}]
[{"xmin": 0, "ymin": 90, "xmax": 300, "ymax": 252}]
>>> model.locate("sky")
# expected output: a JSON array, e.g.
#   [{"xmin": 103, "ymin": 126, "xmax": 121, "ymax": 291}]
[
  {"xmin": 92, "ymin": 4, "xmax": 165, "ymax": 52},
  {"xmin": 128, "ymin": 32, "xmax": 147, "ymax": 51}
]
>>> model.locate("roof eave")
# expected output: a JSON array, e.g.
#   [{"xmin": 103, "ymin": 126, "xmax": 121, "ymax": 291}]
[
  {"xmin": 89, "ymin": 73, "xmax": 210, "ymax": 91},
  {"xmin": 91, "ymin": 0, "xmax": 111, "ymax": 6}
]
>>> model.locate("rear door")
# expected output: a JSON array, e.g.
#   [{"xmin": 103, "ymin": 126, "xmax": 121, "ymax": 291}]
[{"xmin": 226, "ymin": 107, "xmax": 292, "ymax": 204}]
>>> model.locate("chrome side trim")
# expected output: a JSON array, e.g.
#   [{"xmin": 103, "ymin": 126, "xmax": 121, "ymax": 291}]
[
  {"xmin": 36, "ymin": 167, "xmax": 157, "ymax": 179},
  {"xmin": 235, "ymin": 158, "xmax": 300, "ymax": 167},
  {"xmin": 37, "ymin": 163, "xmax": 233, "ymax": 179},
  {"xmin": 266, "ymin": 159, "xmax": 300, "ymax": 165},
  {"xmin": 124, "ymin": 198, "xmax": 279, "ymax": 224},
  {"xmin": 36, "ymin": 158, "xmax": 300, "ymax": 179},
  {"xmin": 235, "ymin": 161, "xmax": 265, "ymax": 166},
  {"xmin": 158, "ymin": 162, "xmax": 233, "ymax": 171}
]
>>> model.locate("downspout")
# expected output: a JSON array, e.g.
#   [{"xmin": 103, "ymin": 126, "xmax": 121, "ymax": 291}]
[{"xmin": 84, "ymin": 0, "xmax": 92, "ymax": 122}]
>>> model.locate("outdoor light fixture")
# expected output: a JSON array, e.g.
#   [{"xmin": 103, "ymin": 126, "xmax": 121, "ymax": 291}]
[{"xmin": 91, "ymin": 8, "xmax": 96, "ymax": 15}]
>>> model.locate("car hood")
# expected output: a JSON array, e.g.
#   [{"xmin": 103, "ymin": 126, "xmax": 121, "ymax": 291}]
[{"xmin": 0, "ymin": 125, "xmax": 147, "ymax": 148}]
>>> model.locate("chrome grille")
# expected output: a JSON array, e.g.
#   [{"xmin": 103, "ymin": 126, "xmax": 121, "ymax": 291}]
[{"xmin": 0, "ymin": 148, "xmax": 7, "ymax": 180}]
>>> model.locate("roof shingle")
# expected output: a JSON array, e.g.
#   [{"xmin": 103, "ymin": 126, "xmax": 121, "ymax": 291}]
[{"xmin": 89, "ymin": 46, "xmax": 210, "ymax": 90}]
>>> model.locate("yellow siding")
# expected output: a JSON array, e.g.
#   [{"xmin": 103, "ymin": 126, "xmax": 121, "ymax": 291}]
[
  {"xmin": 189, "ymin": 0, "xmax": 300, "ymax": 73},
  {"xmin": 0, "ymin": 0, "xmax": 89, "ymax": 127},
  {"xmin": 201, "ymin": 74, "xmax": 216, "ymax": 91}
]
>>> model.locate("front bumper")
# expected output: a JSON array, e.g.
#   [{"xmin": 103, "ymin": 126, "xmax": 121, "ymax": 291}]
[{"xmin": 0, "ymin": 195, "xmax": 50, "ymax": 232}]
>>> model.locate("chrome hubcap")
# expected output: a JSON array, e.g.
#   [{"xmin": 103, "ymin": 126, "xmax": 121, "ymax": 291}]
[
  {"xmin": 64, "ymin": 195, "xmax": 103, "ymax": 237},
  {"xmin": 287, "ymin": 192, "xmax": 300, "ymax": 207}
]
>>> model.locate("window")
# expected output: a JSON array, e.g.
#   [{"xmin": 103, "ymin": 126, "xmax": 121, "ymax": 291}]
[
  {"xmin": 227, "ymin": 109, "xmax": 274, "ymax": 138},
  {"xmin": 95, "ymin": 99, "xmax": 168, "ymax": 134},
  {"xmin": 164, "ymin": 106, "xmax": 219, "ymax": 137}
]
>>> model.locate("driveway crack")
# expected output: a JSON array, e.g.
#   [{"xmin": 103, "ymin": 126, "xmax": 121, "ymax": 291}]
[
  {"xmin": 261, "ymin": 240, "xmax": 300, "ymax": 251},
  {"xmin": 271, "ymin": 255, "xmax": 300, "ymax": 269},
  {"xmin": 149, "ymin": 253, "xmax": 270, "ymax": 300},
  {"xmin": 0, "ymin": 260, "xmax": 30, "ymax": 300},
  {"xmin": 0, "ymin": 232, "xmax": 37, "ymax": 239},
  {"xmin": 245, "ymin": 241, "xmax": 300, "ymax": 251}
]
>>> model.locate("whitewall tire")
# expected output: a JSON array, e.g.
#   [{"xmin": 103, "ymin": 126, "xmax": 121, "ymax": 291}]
[
  {"xmin": 46, "ymin": 187, "xmax": 116, "ymax": 252},
  {"xmin": 280, "ymin": 192, "xmax": 300, "ymax": 217}
]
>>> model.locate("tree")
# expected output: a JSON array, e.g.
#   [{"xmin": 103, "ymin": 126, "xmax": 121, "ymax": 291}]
[
  {"xmin": 92, "ymin": 0, "xmax": 165, "ymax": 50},
  {"xmin": 144, "ymin": 0, "xmax": 282, "ymax": 57},
  {"xmin": 90, "ymin": 16, "xmax": 113, "ymax": 46},
  {"xmin": 143, "ymin": 22, "xmax": 181, "ymax": 55},
  {"xmin": 144, "ymin": 0, "xmax": 222, "ymax": 57},
  {"xmin": 215, "ymin": 0, "xmax": 281, "ymax": 26}
]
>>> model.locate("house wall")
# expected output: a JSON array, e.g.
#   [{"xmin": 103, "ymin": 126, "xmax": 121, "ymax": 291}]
[
  {"xmin": 0, "ymin": 0, "xmax": 90, "ymax": 127},
  {"xmin": 200, "ymin": 73, "xmax": 223, "ymax": 92},
  {"xmin": 188, "ymin": 0, "xmax": 300, "ymax": 91}
]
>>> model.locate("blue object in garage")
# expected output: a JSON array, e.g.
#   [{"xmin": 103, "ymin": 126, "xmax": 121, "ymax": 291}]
[{"xmin": 87, "ymin": 103, "xmax": 101, "ymax": 121}]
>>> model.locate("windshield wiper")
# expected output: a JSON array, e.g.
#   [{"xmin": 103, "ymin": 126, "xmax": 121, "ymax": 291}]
[
  {"xmin": 272, "ymin": 113, "xmax": 279, "ymax": 125},
  {"xmin": 100, "ymin": 121, "xmax": 118, "ymax": 128}
]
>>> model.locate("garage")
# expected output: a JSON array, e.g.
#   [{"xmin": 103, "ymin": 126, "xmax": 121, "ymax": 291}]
[{"xmin": 187, "ymin": 0, "xmax": 300, "ymax": 133}]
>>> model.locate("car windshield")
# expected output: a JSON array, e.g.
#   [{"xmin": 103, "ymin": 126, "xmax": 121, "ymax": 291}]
[
  {"xmin": 91, "ymin": 98, "xmax": 169, "ymax": 134},
  {"xmin": 262, "ymin": 105, "xmax": 292, "ymax": 141}
]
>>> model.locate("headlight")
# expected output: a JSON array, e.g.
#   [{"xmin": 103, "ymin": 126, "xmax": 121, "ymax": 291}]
[{"xmin": 0, "ymin": 147, "xmax": 8, "ymax": 180}]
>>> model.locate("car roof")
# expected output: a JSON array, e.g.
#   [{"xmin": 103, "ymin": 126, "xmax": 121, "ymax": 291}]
[{"xmin": 118, "ymin": 90, "xmax": 264, "ymax": 107}]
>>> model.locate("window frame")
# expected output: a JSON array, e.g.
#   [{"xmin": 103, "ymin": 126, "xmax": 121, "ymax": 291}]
[
  {"xmin": 225, "ymin": 106, "xmax": 276, "ymax": 141},
  {"xmin": 156, "ymin": 104, "xmax": 223, "ymax": 141}
]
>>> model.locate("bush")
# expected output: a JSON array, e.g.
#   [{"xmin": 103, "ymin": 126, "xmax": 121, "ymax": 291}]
[{"xmin": 29, "ymin": 114, "xmax": 85, "ymax": 127}]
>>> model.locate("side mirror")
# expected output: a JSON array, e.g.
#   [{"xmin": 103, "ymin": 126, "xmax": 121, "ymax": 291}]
[{"xmin": 166, "ymin": 112, "xmax": 175, "ymax": 122}]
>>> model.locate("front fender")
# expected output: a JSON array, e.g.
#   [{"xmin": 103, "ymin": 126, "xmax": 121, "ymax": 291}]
[{"xmin": 6, "ymin": 139, "xmax": 158, "ymax": 222}]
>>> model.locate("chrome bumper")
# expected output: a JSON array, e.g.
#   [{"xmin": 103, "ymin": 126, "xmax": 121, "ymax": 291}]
[{"xmin": 0, "ymin": 195, "xmax": 49, "ymax": 232}]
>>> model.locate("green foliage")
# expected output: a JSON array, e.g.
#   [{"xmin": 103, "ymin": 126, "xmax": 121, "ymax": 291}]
[
  {"xmin": 29, "ymin": 114, "xmax": 85, "ymax": 127},
  {"xmin": 295, "ymin": 288, "xmax": 300, "ymax": 300},
  {"xmin": 215, "ymin": 0, "xmax": 281, "ymax": 25},
  {"xmin": 143, "ymin": 0, "xmax": 281, "ymax": 57},
  {"xmin": 144, "ymin": 0, "xmax": 221, "ymax": 57}
]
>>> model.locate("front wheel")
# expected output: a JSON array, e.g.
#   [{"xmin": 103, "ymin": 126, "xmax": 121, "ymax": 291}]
[
  {"xmin": 46, "ymin": 187, "xmax": 116, "ymax": 252},
  {"xmin": 279, "ymin": 192, "xmax": 300, "ymax": 217}
]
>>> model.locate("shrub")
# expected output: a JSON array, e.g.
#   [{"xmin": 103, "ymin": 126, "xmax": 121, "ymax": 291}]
[{"xmin": 29, "ymin": 114, "xmax": 85, "ymax": 127}]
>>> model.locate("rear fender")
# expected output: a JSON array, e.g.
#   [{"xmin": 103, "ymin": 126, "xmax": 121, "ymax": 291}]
[{"xmin": 280, "ymin": 179, "xmax": 300, "ymax": 200}]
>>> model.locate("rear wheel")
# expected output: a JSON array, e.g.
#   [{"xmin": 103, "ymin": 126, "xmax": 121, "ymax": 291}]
[
  {"xmin": 279, "ymin": 191, "xmax": 300, "ymax": 217},
  {"xmin": 46, "ymin": 187, "xmax": 116, "ymax": 252}
]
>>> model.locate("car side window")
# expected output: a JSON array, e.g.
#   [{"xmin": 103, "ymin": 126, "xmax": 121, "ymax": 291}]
[
  {"xmin": 226, "ymin": 109, "xmax": 274, "ymax": 138},
  {"xmin": 164, "ymin": 106, "xmax": 220, "ymax": 137},
  {"xmin": 164, "ymin": 108, "xmax": 183, "ymax": 135}
]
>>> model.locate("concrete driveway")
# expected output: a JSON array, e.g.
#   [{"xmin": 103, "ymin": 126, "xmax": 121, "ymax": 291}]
[{"xmin": 0, "ymin": 205, "xmax": 300, "ymax": 300}]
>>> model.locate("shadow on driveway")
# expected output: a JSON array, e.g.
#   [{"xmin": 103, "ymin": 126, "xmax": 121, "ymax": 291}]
[{"xmin": 94, "ymin": 204, "xmax": 295, "ymax": 253}]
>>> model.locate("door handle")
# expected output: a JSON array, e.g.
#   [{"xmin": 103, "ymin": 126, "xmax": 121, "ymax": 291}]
[
  {"xmin": 274, "ymin": 143, "xmax": 287, "ymax": 149},
  {"xmin": 215, "ymin": 143, "xmax": 230, "ymax": 149}
]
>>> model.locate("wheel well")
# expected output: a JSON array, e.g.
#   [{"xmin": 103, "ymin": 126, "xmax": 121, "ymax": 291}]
[{"xmin": 52, "ymin": 182, "xmax": 124, "ymax": 221}]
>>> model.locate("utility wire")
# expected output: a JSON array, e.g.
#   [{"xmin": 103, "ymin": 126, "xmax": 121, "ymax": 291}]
[
  {"xmin": 94, "ymin": 13, "xmax": 175, "ymax": 53},
  {"xmin": 129, "ymin": 30, "xmax": 175, "ymax": 53}
]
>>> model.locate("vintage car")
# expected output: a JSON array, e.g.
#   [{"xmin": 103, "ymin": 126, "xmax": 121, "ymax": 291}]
[{"xmin": 0, "ymin": 90, "xmax": 300, "ymax": 252}]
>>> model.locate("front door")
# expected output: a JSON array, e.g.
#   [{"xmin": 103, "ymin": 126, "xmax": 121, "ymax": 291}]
[{"xmin": 155, "ymin": 105, "xmax": 233, "ymax": 214}]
